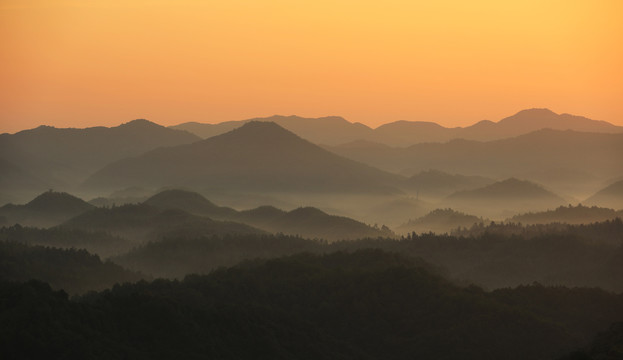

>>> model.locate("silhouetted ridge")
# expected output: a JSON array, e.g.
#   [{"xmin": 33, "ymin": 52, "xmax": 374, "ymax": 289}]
[
  {"xmin": 26, "ymin": 191, "xmax": 93, "ymax": 213},
  {"xmin": 585, "ymin": 180, "xmax": 623, "ymax": 209},
  {"xmin": 0, "ymin": 191, "xmax": 95, "ymax": 227},
  {"xmin": 84, "ymin": 121, "xmax": 403, "ymax": 194},
  {"xmin": 143, "ymin": 189, "xmax": 234, "ymax": 217}
]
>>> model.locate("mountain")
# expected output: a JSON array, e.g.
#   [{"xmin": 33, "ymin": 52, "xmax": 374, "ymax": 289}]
[
  {"xmin": 62, "ymin": 203, "xmax": 264, "ymax": 243},
  {"xmin": 327, "ymin": 129, "xmax": 623, "ymax": 198},
  {"xmin": 143, "ymin": 189, "xmax": 237, "ymax": 218},
  {"xmin": 0, "ymin": 119, "xmax": 200, "ymax": 192},
  {"xmin": 171, "ymin": 115, "xmax": 374, "ymax": 145},
  {"xmin": 6, "ymin": 251, "xmax": 623, "ymax": 359},
  {"xmin": 0, "ymin": 191, "xmax": 95, "ymax": 227},
  {"xmin": 444, "ymin": 178, "xmax": 567, "ymax": 217},
  {"xmin": 405, "ymin": 170, "xmax": 495, "ymax": 199},
  {"xmin": 237, "ymin": 206, "xmax": 392, "ymax": 241},
  {"xmin": 398, "ymin": 208, "xmax": 485, "ymax": 235},
  {"xmin": 0, "ymin": 241, "xmax": 143, "ymax": 294},
  {"xmin": 461, "ymin": 108, "xmax": 622, "ymax": 140},
  {"xmin": 584, "ymin": 180, "xmax": 623, "ymax": 210},
  {"xmin": 509, "ymin": 204, "xmax": 623, "ymax": 225},
  {"xmin": 174, "ymin": 109, "xmax": 623, "ymax": 147},
  {"xmin": 84, "ymin": 121, "xmax": 404, "ymax": 194},
  {"xmin": 143, "ymin": 189, "xmax": 391, "ymax": 241}
]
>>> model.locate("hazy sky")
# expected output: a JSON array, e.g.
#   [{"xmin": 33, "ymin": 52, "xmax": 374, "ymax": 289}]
[{"xmin": 1, "ymin": 0, "xmax": 622, "ymax": 133}]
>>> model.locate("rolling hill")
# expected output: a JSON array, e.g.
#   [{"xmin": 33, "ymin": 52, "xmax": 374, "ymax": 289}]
[
  {"xmin": 509, "ymin": 204, "xmax": 623, "ymax": 225},
  {"xmin": 584, "ymin": 180, "xmax": 623, "ymax": 210},
  {"xmin": 143, "ymin": 189, "xmax": 392, "ymax": 241},
  {"xmin": 444, "ymin": 178, "xmax": 567, "ymax": 217},
  {"xmin": 174, "ymin": 109, "xmax": 623, "ymax": 147},
  {"xmin": 62, "ymin": 203, "xmax": 264, "ymax": 243},
  {"xmin": 84, "ymin": 121, "xmax": 404, "ymax": 194},
  {"xmin": 327, "ymin": 129, "xmax": 623, "ymax": 199},
  {"xmin": 0, "ymin": 119, "xmax": 200, "ymax": 192},
  {"xmin": 0, "ymin": 191, "xmax": 95, "ymax": 227},
  {"xmin": 398, "ymin": 208, "xmax": 485, "ymax": 235}
]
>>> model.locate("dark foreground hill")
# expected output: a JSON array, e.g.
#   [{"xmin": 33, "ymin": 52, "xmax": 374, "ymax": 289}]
[
  {"xmin": 0, "ymin": 241, "xmax": 142, "ymax": 294},
  {"xmin": 510, "ymin": 204, "xmax": 623, "ymax": 225},
  {"xmin": 2, "ymin": 250, "xmax": 622, "ymax": 360},
  {"xmin": 0, "ymin": 191, "xmax": 95, "ymax": 227},
  {"xmin": 84, "ymin": 121, "xmax": 403, "ymax": 194}
]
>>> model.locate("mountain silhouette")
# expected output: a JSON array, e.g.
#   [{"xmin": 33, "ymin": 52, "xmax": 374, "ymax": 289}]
[
  {"xmin": 62, "ymin": 203, "xmax": 263, "ymax": 242},
  {"xmin": 327, "ymin": 129, "xmax": 623, "ymax": 197},
  {"xmin": 445, "ymin": 178, "xmax": 567, "ymax": 217},
  {"xmin": 509, "ymin": 204, "xmax": 623, "ymax": 225},
  {"xmin": 405, "ymin": 170, "xmax": 494, "ymax": 199},
  {"xmin": 584, "ymin": 180, "xmax": 623, "ymax": 210},
  {"xmin": 0, "ymin": 190, "xmax": 95, "ymax": 227},
  {"xmin": 0, "ymin": 119, "xmax": 200, "ymax": 192},
  {"xmin": 84, "ymin": 121, "xmax": 403, "ymax": 194},
  {"xmin": 237, "ymin": 205, "xmax": 392, "ymax": 241},
  {"xmin": 173, "ymin": 109, "xmax": 622, "ymax": 147},
  {"xmin": 398, "ymin": 208, "xmax": 484, "ymax": 235},
  {"xmin": 143, "ymin": 189, "xmax": 237, "ymax": 218},
  {"xmin": 172, "ymin": 115, "xmax": 374, "ymax": 145},
  {"xmin": 143, "ymin": 189, "xmax": 391, "ymax": 241}
]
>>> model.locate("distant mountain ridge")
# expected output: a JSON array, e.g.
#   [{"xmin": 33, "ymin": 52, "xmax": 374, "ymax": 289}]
[
  {"xmin": 0, "ymin": 191, "xmax": 95, "ymax": 227},
  {"xmin": 84, "ymin": 121, "xmax": 404, "ymax": 194},
  {"xmin": 144, "ymin": 189, "xmax": 392, "ymax": 240},
  {"xmin": 172, "ymin": 109, "xmax": 623, "ymax": 146},
  {"xmin": 584, "ymin": 180, "xmax": 623, "ymax": 210},
  {"xmin": 443, "ymin": 178, "xmax": 567, "ymax": 218},
  {"xmin": 0, "ymin": 119, "xmax": 200, "ymax": 195},
  {"xmin": 327, "ymin": 129, "xmax": 623, "ymax": 197}
]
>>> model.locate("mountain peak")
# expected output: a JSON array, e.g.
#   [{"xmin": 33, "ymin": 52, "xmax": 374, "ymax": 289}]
[
  {"xmin": 26, "ymin": 190, "xmax": 93, "ymax": 213},
  {"xmin": 512, "ymin": 108, "xmax": 557, "ymax": 118},
  {"xmin": 118, "ymin": 119, "xmax": 161, "ymax": 128}
]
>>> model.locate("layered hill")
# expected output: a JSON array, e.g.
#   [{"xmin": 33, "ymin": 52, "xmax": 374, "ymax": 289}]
[
  {"xmin": 444, "ymin": 178, "xmax": 567, "ymax": 217},
  {"xmin": 584, "ymin": 180, "xmax": 623, "ymax": 210},
  {"xmin": 84, "ymin": 122, "xmax": 404, "ymax": 194},
  {"xmin": 405, "ymin": 170, "xmax": 494, "ymax": 199},
  {"xmin": 0, "ymin": 191, "xmax": 95, "ymax": 227},
  {"xmin": 143, "ymin": 189, "xmax": 392, "ymax": 241},
  {"xmin": 398, "ymin": 208, "xmax": 484, "ymax": 235},
  {"xmin": 0, "ymin": 119, "xmax": 200, "ymax": 192},
  {"xmin": 509, "ymin": 204, "xmax": 623, "ymax": 225},
  {"xmin": 62, "ymin": 203, "xmax": 264, "ymax": 243},
  {"xmin": 174, "ymin": 109, "xmax": 623, "ymax": 146},
  {"xmin": 328, "ymin": 129, "xmax": 623, "ymax": 198},
  {"xmin": 172, "ymin": 115, "xmax": 374, "ymax": 145}
]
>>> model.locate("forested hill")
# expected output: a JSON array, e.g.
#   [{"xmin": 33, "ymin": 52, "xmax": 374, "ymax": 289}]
[{"xmin": 3, "ymin": 250, "xmax": 623, "ymax": 360}]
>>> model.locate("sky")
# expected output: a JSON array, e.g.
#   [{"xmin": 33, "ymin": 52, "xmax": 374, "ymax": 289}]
[{"xmin": 1, "ymin": 0, "xmax": 622, "ymax": 133}]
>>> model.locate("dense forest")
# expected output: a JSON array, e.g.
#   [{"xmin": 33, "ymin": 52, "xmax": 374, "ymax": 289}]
[{"xmin": 2, "ymin": 250, "xmax": 623, "ymax": 359}]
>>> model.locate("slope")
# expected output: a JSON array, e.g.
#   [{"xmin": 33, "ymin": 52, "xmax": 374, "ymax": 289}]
[
  {"xmin": 84, "ymin": 121, "xmax": 404, "ymax": 194},
  {"xmin": 0, "ymin": 190, "xmax": 95, "ymax": 227}
]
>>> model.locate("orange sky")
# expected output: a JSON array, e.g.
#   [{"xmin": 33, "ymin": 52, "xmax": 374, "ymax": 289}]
[{"xmin": 1, "ymin": 0, "xmax": 622, "ymax": 133}]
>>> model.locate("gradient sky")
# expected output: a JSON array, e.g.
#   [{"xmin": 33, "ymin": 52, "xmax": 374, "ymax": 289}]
[{"xmin": 1, "ymin": 0, "xmax": 622, "ymax": 133}]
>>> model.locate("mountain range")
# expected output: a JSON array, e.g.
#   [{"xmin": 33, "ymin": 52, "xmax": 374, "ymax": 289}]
[
  {"xmin": 0, "ymin": 191, "xmax": 94, "ymax": 227},
  {"xmin": 328, "ymin": 129, "xmax": 623, "ymax": 197},
  {"xmin": 83, "ymin": 121, "xmax": 403, "ymax": 195},
  {"xmin": 172, "ymin": 108, "xmax": 623, "ymax": 146},
  {"xmin": 0, "ymin": 119, "xmax": 199, "ymax": 201}
]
